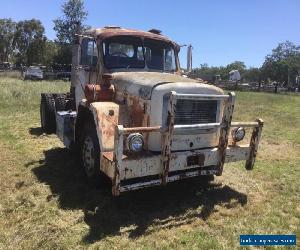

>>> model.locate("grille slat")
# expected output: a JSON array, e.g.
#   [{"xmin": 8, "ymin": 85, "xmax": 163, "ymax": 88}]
[{"xmin": 174, "ymin": 100, "xmax": 217, "ymax": 125}]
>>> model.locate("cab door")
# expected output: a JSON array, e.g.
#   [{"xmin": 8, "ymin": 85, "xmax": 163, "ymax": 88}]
[{"xmin": 72, "ymin": 38, "xmax": 98, "ymax": 110}]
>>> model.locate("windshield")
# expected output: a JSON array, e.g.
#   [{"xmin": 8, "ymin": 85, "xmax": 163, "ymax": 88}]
[{"xmin": 102, "ymin": 36, "xmax": 177, "ymax": 71}]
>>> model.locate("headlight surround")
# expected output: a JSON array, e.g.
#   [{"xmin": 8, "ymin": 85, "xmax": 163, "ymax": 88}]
[
  {"xmin": 126, "ymin": 133, "xmax": 144, "ymax": 152},
  {"xmin": 231, "ymin": 127, "xmax": 245, "ymax": 142}
]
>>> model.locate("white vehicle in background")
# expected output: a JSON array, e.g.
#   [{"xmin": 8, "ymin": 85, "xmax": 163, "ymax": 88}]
[
  {"xmin": 229, "ymin": 70, "xmax": 241, "ymax": 81},
  {"xmin": 24, "ymin": 66, "xmax": 44, "ymax": 80}
]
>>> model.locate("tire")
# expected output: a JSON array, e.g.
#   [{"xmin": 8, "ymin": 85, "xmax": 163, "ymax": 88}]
[
  {"xmin": 54, "ymin": 94, "xmax": 67, "ymax": 111},
  {"xmin": 80, "ymin": 122, "xmax": 102, "ymax": 186},
  {"xmin": 40, "ymin": 94, "xmax": 56, "ymax": 133}
]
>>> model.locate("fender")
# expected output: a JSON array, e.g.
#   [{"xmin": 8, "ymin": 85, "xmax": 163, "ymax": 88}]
[{"xmin": 89, "ymin": 102, "xmax": 120, "ymax": 152}]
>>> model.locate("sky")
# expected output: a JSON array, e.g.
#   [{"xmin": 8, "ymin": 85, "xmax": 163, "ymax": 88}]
[{"xmin": 1, "ymin": 0, "xmax": 299, "ymax": 68}]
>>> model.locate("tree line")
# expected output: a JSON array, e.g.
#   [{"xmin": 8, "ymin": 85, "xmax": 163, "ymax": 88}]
[
  {"xmin": 0, "ymin": 0, "xmax": 299, "ymax": 86},
  {"xmin": 0, "ymin": 0, "xmax": 87, "ymax": 67},
  {"xmin": 191, "ymin": 41, "xmax": 300, "ymax": 86}
]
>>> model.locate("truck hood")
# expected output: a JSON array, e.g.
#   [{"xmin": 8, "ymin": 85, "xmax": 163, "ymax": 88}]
[{"xmin": 110, "ymin": 72, "xmax": 223, "ymax": 99}]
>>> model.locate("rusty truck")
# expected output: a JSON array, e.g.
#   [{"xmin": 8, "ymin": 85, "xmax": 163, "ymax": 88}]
[{"xmin": 40, "ymin": 26, "xmax": 263, "ymax": 196}]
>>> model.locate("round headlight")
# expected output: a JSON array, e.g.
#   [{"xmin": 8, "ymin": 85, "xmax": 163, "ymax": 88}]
[
  {"xmin": 231, "ymin": 127, "xmax": 245, "ymax": 142},
  {"xmin": 126, "ymin": 133, "xmax": 144, "ymax": 152}
]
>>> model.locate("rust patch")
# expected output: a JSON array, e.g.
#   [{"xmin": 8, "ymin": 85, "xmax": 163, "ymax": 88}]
[
  {"xmin": 161, "ymin": 92, "xmax": 176, "ymax": 185},
  {"xmin": 91, "ymin": 27, "xmax": 180, "ymax": 51},
  {"xmin": 217, "ymin": 93, "xmax": 235, "ymax": 176},
  {"xmin": 84, "ymin": 84, "xmax": 115, "ymax": 103},
  {"xmin": 128, "ymin": 96, "xmax": 144, "ymax": 127},
  {"xmin": 245, "ymin": 119, "xmax": 264, "ymax": 170},
  {"xmin": 91, "ymin": 102, "xmax": 119, "ymax": 151},
  {"xmin": 112, "ymin": 127, "xmax": 123, "ymax": 196},
  {"xmin": 122, "ymin": 126, "xmax": 160, "ymax": 134},
  {"xmin": 98, "ymin": 111, "xmax": 117, "ymax": 140},
  {"xmin": 103, "ymin": 151, "xmax": 114, "ymax": 161}
]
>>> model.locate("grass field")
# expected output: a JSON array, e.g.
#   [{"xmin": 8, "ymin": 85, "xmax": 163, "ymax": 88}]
[{"xmin": 0, "ymin": 77, "xmax": 299, "ymax": 249}]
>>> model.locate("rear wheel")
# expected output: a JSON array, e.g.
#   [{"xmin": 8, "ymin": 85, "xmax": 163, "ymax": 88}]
[
  {"xmin": 40, "ymin": 94, "xmax": 56, "ymax": 133},
  {"xmin": 54, "ymin": 94, "xmax": 67, "ymax": 111}
]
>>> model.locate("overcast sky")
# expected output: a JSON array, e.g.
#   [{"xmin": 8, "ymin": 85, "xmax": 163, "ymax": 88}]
[{"xmin": 1, "ymin": 0, "xmax": 299, "ymax": 68}]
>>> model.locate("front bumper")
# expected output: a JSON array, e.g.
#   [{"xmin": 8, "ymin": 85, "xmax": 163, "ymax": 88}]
[{"xmin": 101, "ymin": 92, "xmax": 263, "ymax": 196}]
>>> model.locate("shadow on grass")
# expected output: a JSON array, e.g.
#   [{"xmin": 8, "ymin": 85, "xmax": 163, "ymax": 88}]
[
  {"xmin": 28, "ymin": 127, "xmax": 44, "ymax": 136},
  {"xmin": 30, "ymin": 147, "xmax": 247, "ymax": 243}
]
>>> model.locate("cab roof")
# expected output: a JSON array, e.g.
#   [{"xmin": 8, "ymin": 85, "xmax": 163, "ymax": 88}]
[{"xmin": 81, "ymin": 26, "xmax": 180, "ymax": 50}]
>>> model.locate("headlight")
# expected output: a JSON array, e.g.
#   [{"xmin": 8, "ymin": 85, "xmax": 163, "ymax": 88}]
[
  {"xmin": 231, "ymin": 127, "xmax": 245, "ymax": 142},
  {"xmin": 126, "ymin": 133, "xmax": 144, "ymax": 152}
]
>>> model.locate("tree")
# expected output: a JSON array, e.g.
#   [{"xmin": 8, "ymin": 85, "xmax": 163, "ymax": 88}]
[
  {"xmin": 13, "ymin": 19, "xmax": 46, "ymax": 66},
  {"xmin": 190, "ymin": 63, "xmax": 226, "ymax": 82},
  {"xmin": 261, "ymin": 41, "xmax": 300, "ymax": 86},
  {"xmin": 53, "ymin": 43, "xmax": 73, "ymax": 65},
  {"xmin": 42, "ymin": 40, "xmax": 60, "ymax": 66},
  {"xmin": 53, "ymin": 0, "xmax": 88, "ymax": 44},
  {"xmin": 243, "ymin": 67, "xmax": 261, "ymax": 82},
  {"xmin": 0, "ymin": 18, "xmax": 16, "ymax": 62}
]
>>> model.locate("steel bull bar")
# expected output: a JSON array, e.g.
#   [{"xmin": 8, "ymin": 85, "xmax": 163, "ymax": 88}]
[{"xmin": 111, "ymin": 92, "xmax": 263, "ymax": 195}]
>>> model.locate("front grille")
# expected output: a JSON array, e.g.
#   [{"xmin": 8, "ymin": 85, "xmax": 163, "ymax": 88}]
[{"xmin": 174, "ymin": 99, "xmax": 217, "ymax": 125}]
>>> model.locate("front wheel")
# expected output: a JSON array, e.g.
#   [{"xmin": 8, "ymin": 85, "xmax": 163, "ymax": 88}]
[{"xmin": 81, "ymin": 123, "xmax": 102, "ymax": 186}]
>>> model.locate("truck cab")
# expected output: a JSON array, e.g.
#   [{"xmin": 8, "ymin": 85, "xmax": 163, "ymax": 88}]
[{"xmin": 40, "ymin": 26, "xmax": 263, "ymax": 196}]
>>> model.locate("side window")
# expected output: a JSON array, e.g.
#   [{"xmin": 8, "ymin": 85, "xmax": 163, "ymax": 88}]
[{"xmin": 80, "ymin": 39, "xmax": 98, "ymax": 66}]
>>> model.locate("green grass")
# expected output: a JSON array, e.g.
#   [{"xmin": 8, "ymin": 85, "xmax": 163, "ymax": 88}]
[
  {"xmin": 0, "ymin": 70, "xmax": 22, "ymax": 79},
  {"xmin": 0, "ymin": 77, "xmax": 299, "ymax": 249}
]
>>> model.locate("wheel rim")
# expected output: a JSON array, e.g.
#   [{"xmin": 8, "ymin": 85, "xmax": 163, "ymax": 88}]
[{"xmin": 82, "ymin": 136, "xmax": 95, "ymax": 177}]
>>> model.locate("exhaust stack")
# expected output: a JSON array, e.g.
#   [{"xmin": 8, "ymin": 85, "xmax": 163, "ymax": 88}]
[{"xmin": 187, "ymin": 44, "xmax": 193, "ymax": 72}]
